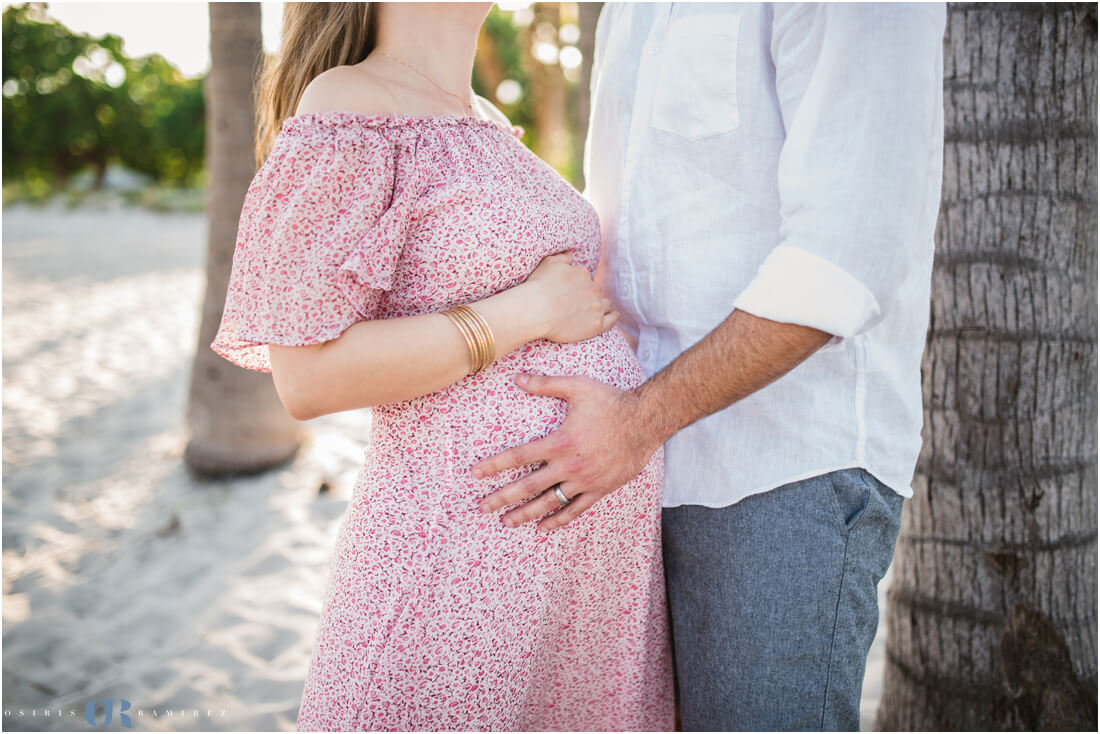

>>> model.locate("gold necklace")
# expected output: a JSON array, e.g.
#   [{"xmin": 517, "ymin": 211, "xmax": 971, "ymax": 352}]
[{"xmin": 377, "ymin": 51, "xmax": 474, "ymax": 114}]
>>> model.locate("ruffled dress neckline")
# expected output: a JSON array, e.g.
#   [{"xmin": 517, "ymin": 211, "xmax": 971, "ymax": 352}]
[{"xmin": 282, "ymin": 110, "xmax": 518, "ymax": 136}]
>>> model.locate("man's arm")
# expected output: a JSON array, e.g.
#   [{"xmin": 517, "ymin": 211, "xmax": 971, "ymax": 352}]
[
  {"xmin": 471, "ymin": 309, "xmax": 831, "ymax": 531},
  {"xmin": 634, "ymin": 310, "xmax": 832, "ymax": 446}
]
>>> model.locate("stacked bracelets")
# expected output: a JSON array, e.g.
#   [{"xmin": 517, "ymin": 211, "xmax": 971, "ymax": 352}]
[{"xmin": 441, "ymin": 304, "xmax": 496, "ymax": 374}]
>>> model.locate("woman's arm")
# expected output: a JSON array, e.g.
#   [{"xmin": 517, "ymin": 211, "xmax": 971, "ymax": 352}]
[{"xmin": 269, "ymin": 254, "xmax": 617, "ymax": 420}]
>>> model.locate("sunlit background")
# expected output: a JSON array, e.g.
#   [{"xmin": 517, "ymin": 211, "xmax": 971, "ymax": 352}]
[{"xmin": 2, "ymin": 0, "xmax": 598, "ymax": 207}]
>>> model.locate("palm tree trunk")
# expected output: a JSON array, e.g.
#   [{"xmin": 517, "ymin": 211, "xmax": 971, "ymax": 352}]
[
  {"xmin": 184, "ymin": 2, "xmax": 305, "ymax": 476},
  {"xmin": 877, "ymin": 4, "xmax": 1097, "ymax": 730}
]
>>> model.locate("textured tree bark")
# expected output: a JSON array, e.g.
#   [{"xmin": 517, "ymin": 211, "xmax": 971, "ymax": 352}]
[
  {"xmin": 877, "ymin": 4, "xmax": 1097, "ymax": 730},
  {"xmin": 184, "ymin": 2, "xmax": 305, "ymax": 476}
]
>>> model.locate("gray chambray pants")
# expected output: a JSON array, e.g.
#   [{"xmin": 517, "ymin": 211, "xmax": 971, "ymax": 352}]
[{"xmin": 661, "ymin": 467, "xmax": 903, "ymax": 731}]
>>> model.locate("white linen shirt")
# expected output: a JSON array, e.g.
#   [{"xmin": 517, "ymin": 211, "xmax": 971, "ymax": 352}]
[{"xmin": 583, "ymin": 2, "xmax": 946, "ymax": 507}]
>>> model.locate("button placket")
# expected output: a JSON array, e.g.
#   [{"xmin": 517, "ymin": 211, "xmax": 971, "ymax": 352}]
[
  {"xmin": 646, "ymin": 4, "xmax": 673, "ymax": 56},
  {"xmin": 617, "ymin": 3, "xmax": 668, "ymax": 321}
]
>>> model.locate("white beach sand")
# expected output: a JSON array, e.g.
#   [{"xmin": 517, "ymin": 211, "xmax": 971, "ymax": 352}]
[{"xmin": 1, "ymin": 200, "xmax": 889, "ymax": 731}]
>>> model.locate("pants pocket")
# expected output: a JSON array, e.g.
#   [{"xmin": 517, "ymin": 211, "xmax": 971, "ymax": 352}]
[{"xmin": 827, "ymin": 468, "xmax": 872, "ymax": 533}]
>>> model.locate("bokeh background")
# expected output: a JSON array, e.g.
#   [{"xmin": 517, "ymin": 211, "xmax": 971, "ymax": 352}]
[
  {"xmin": 2, "ymin": 1, "xmax": 597, "ymax": 204},
  {"xmin": 2, "ymin": 2, "xmax": 1096, "ymax": 733}
]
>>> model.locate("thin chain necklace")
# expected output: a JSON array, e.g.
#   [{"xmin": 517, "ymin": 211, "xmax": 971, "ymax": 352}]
[{"xmin": 377, "ymin": 50, "xmax": 474, "ymax": 114}]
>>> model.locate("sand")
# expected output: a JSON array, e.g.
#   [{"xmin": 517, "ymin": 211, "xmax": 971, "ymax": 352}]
[{"xmin": 1, "ymin": 199, "xmax": 889, "ymax": 732}]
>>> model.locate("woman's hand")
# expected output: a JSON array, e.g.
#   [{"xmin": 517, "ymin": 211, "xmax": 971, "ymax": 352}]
[{"xmin": 522, "ymin": 252, "xmax": 619, "ymax": 343}]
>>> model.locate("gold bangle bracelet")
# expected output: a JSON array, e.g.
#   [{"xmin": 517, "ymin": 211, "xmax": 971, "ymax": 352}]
[
  {"xmin": 446, "ymin": 307, "xmax": 486, "ymax": 372},
  {"xmin": 457, "ymin": 305, "xmax": 495, "ymax": 371},
  {"xmin": 452, "ymin": 305, "xmax": 494, "ymax": 372},
  {"xmin": 442, "ymin": 305, "xmax": 495, "ymax": 374},
  {"xmin": 442, "ymin": 308, "xmax": 480, "ymax": 373}
]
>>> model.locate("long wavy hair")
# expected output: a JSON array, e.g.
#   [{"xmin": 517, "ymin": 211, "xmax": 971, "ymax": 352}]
[{"xmin": 254, "ymin": 2, "xmax": 378, "ymax": 167}]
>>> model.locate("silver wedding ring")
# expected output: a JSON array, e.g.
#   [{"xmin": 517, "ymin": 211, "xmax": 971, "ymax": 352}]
[{"xmin": 553, "ymin": 485, "xmax": 570, "ymax": 506}]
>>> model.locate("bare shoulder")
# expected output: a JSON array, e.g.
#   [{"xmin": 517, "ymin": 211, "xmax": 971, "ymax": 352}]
[
  {"xmin": 473, "ymin": 95, "xmax": 513, "ymax": 128},
  {"xmin": 294, "ymin": 63, "xmax": 402, "ymax": 117}
]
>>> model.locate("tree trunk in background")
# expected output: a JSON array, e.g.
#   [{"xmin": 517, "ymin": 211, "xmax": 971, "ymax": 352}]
[
  {"xmin": 878, "ymin": 4, "xmax": 1097, "ymax": 730},
  {"xmin": 184, "ymin": 2, "xmax": 305, "ymax": 476},
  {"xmin": 527, "ymin": 3, "xmax": 570, "ymax": 175},
  {"xmin": 573, "ymin": 1, "xmax": 602, "ymax": 191}
]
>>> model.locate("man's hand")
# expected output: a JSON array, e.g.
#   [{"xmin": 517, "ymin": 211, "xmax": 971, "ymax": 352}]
[
  {"xmin": 472, "ymin": 310, "xmax": 833, "ymax": 533},
  {"xmin": 471, "ymin": 373, "xmax": 662, "ymax": 532}
]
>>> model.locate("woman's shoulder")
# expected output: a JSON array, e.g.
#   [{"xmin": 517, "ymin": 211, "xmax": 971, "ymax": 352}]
[
  {"xmin": 267, "ymin": 66, "xmax": 407, "ymax": 166},
  {"xmin": 299, "ymin": 64, "xmax": 517, "ymax": 131},
  {"xmin": 295, "ymin": 63, "xmax": 403, "ymax": 118},
  {"xmin": 254, "ymin": 70, "xmax": 406, "ymax": 198},
  {"xmin": 281, "ymin": 66, "xmax": 512, "ymax": 143}
]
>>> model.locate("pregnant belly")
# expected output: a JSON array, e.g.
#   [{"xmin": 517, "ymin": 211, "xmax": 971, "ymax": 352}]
[{"xmin": 367, "ymin": 327, "xmax": 646, "ymax": 487}]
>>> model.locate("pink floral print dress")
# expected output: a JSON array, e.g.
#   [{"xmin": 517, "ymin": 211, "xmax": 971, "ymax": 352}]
[{"xmin": 211, "ymin": 111, "xmax": 674, "ymax": 732}]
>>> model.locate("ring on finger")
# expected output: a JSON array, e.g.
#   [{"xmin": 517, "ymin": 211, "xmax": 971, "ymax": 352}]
[{"xmin": 552, "ymin": 484, "xmax": 570, "ymax": 506}]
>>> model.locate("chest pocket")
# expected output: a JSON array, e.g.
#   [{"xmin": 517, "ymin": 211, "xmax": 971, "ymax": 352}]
[{"xmin": 650, "ymin": 12, "xmax": 743, "ymax": 140}]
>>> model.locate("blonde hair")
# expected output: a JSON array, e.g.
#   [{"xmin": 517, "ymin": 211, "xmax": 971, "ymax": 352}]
[{"xmin": 254, "ymin": 2, "xmax": 378, "ymax": 166}]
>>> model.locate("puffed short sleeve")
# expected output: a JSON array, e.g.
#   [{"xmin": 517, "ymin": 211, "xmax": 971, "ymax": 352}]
[{"xmin": 210, "ymin": 120, "xmax": 417, "ymax": 373}]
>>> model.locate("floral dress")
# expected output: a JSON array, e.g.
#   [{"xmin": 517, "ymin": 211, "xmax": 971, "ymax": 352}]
[{"xmin": 211, "ymin": 111, "xmax": 674, "ymax": 732}]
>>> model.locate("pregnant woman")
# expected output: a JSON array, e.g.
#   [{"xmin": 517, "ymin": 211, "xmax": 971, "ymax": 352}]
[{"xmin": 211, "ymin": 2, "xmax": 673, "ymax": 731}]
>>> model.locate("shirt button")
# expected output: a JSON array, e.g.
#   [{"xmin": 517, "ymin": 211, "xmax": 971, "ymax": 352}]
[
  {"xmin": 649, "ymin": 44, "xmax": 661, "ymax": 55},
  {"xmin": 620, "ymin": 281, "xmax": 634, "ymax": 296}
]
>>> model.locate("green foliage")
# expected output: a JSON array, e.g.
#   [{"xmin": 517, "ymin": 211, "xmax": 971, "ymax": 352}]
[
  {"xmin": 2, "ymin": 2, "xmax": 205, "ymax": 189},
  {"xmin": 474, "ymin": 4, "xmax": 587, "ymax": 187},
  {"xmin": 2, "ymin": 2, "xmax": 589, "ymax": 195},
  {"xmin": 477, "ymin": 6, "xmax": 536, "ymax": 136},
  {"xmin": 120, "ymin": 53, "xmax": 204, "ymax": 184}
]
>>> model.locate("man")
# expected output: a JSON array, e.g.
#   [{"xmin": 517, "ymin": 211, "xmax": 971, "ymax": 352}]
[{"xmin": 473, "ymin": 3, "xmax": 946, "ymax": 730}]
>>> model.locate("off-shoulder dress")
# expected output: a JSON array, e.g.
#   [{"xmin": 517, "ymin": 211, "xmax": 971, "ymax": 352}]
[{"xmin": 211, "ymin": 111, "xmax": 674, "ymax": 732}]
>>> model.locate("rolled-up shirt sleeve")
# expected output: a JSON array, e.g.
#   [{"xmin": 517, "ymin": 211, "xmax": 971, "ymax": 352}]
[{"xmin": 732, "ymin": 2, "xmax": 945, "ymax": 340}]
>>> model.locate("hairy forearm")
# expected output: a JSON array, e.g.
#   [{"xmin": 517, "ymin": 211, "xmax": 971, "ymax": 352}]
[
  {"xmin": 269, "ymin": 284, "xmax": 546, "ymax": 419},
  {"xmin": 632, "ymin": 309, "xmax": 834, "ymax": 445}
]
